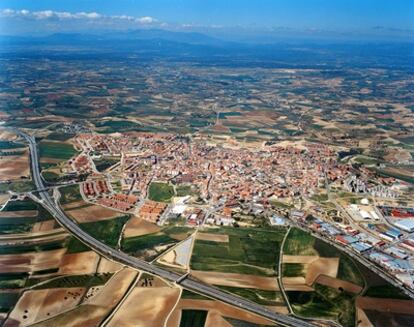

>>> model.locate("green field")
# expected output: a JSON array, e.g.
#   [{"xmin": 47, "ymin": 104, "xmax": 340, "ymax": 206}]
[
  {"xmin": 336, "ymin": 254, "xmax": 364, "ymax": 287},
  {"xmin": 269, "ymin": 199, "xmax": 293, "ymax": 209},
  {"xmin": 148, "ymin": 182, "xmax": 175, "ymax": 202},
  {"xmin": 39, "ymin": 141, "xmax": 77, "ymax": 160},
  {"xmin": 0, "ymin": 141, "xmax": 25, "ymax": 149},
  {"xmin": 179, "ymin": 309, "xmax": 208, "ymax": 327},
  {"xmin": 58, "ymin": 184, "xmax": 83, "ymax": 205},
  {"xmin": 225, "ymin": 318, "xmax": 273, "ymax": 327},
  {"xmin": 122, "ymin": 226, "xmax": 192, "ymax": 261},
  {"xmin": 122, "ymin": 233, "xmax": 176, "ymax": 261},
  {"xmin": 93, "ymin": 157, "xmax": 119, "ymax": 172},
  {"xmin": 190, "ymin": 227, "xmax": 286, "ymax": 276},
  {"xmin": 2, "ymin": 200, "xmax": 37, "ymax": 211},
  {"xmin": 0, "ymin": 292, "xmax": 20, "ymax": 313},
  {"xmin": 0, "ymin": 181, "xmax": 35, "ymax": 194},
  {"xmin": 181, "ymin": 290, "xmax": 211, "ymax": 300},
  {"xmin": 364, "ymin": 284, "xmax": 410, "ymax": 300},
  {"xmin": 65, "ymin": 237, "xmax": 90, "ymax": 254},
  {"xmin": 288, "ymin": 284, "xmax": 356, "ymax": 327},
  {"xmin": 46, "ymin": 132, "xmax": 75, "ymax": 142},
  {"xmin": 32, "ymin": 273, "xmax": 113, "ymax": 289},
  {"xmin": 78, "ymin": 215, "xmax": 130, "ymax": 249},
  {"xmin": 0, "ymin": 200, "xmax": 53, "ymax": 234},
  {"xmin": 0, "ymin": 240, "xmax": 66, "ymax": 255},
  {"xmin": 218, "ymin": 286, "xmax": 283, "ymax": 306},
  {"xmin": 0, "ymin": 273, "xmax": 28, "ymax": 289},
  {"xmin": 42, "ymin": 171, "xmax": 60, "ymax": 183},
  {"xmin": 176, "ymin": 185, "xmax": 196, "ymax": 197},
  {"xmin": 310, "ymin": 193, "xmax": 329, "ymax": 202},
  {"xmin": 283, "ymin": 228, "xmax": 364, "ymax": 287},
  {"xmin": 283, "ymin": 228, "xmax": 317, "ymax": 256},
  {"xmin": 282, "ymin": 263, "xmax": 305, "ymax": 277}
]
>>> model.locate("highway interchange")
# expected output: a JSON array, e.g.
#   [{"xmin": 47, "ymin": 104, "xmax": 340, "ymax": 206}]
[{"xmin": 19, "ymin": 130, "xmax": 315, "ymax": 327}]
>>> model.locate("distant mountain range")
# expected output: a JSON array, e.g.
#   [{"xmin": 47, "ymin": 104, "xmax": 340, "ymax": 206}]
[
  {"xmin": 0, "ymin": 29, "xmax": 412, "ymax": 70},
  {"xmin": 0, "ymin": 29, "xmax": 233, "ymax": 47}
]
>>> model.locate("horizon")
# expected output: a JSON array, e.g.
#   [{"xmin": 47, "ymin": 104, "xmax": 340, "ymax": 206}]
[{"xmin": 0, "ymin": 0, "xmax": 413, "ymax": 41}]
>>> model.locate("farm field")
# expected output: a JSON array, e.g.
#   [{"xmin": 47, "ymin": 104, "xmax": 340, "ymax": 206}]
[
  {"xmin": 167, "ymin": 298, "xmax": 275, "ymax": 327},
  {"xmin": 107, "ymin": 274, "xmax": 180, "ymax": 327},
  {"xmin": 0, "ymin": 248, "xmax": 66, "ymax": 273},
  {"xmin": 77, "ymin": 215, "xmax": 130, "ymax": 249},
  {"xmin": 190, "ymin": 227, "xmax": 286, "ymax": 277},
  {"xmin": 38, "ymin": 140, "xmax": 78, "ymax": 161},
  {"xmin": 122, "ymin": 226, "xmax": 192, "ymax": 261},
  {"xmin": 148, "ymin": 182, "xmax": 175, "ymax": 202},
  {"xmin": 4, "ymin": 287, "xmax": 86, "ymax": 326},
  {"xmin": 29, "ymin": 268, "xmax": 137, "ymax": 327},
  {"xmin": 65, "ymin": 203, "xmax": 121, "ymax": 223},
  {"xmin": 0, "ymin": 199, "xmax": 53, "ymax": 235},
  {"xmin": 288, "ymin": 284, "xmax": 356, "ymax": 327},
  {"xmin": 190, "ymin": 271, "xmax": 279, "ymax": 291},
  {"xmin": 0, "ymin": 151, "xmax": 30, "ymax": 180},
  {"xmin": 123, "ymin": 216, "xmax": 161, "ymax": 238},
  {"xmin": 281, "ymin": 228, "xmax": 365, "ymax": 326},
  {"xmin": 58, "ymin": 185, "xmax": 83, "ymax": 205},
  {"xmin": 179, "ymin": 309, "xmax": 208, "ymax": 327}
]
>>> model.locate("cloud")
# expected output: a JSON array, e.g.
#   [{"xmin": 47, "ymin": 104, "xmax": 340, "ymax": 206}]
[
  {"xmin": 0, "ymin": 8, "xmax": 157, "ymax": 25},
  {"xmin": 136, "ymin": 16, "xmax": 157, "ymax": 24}
]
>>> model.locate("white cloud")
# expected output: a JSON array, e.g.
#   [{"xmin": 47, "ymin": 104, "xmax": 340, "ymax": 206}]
[
  {"xmin": 136, "ymin": 16, "xmax": 157, "ymax": 24},
  {"xmin": 0, "ymin": 8, "xmax": 157, "ymax": 25}
]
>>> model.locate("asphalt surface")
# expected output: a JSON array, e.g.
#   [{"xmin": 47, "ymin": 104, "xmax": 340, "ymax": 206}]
[{"xmin": 20, "ymin": 131, "xmax": 314, "ymax": 327}]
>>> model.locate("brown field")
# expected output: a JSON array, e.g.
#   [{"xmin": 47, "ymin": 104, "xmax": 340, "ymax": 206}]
[
  {"xmin": 62, "ymin": 200, "xmax": 87, "ymax": 210},
  {"xmin": 305, "ymin": 257, "xmax": 339, "ymax": 285},
  {"xmin": 191, "ymin": 271, "xmax": 278, "ymax": 290},
  {"xmin": 282, "ymin": 277, "xmax": 314, "ymax": 291},
  {"xmin": 356, "ymin": 296, "xmax": 414, "ymax": 315},
  {"xmin": 31, "ymin": 220, "xmax": 56, "ymax": 233},
  {"xmin": 205, "ymin": 311, "xmax": 232, "ymax": 327},
  {"xmin": 356, "ymin": 308, "xmax": 374, "ymax": 327},
  {"xmin": 0, "ymin": 128, "xmax": 17, "ymax": 140},
  {"xmin": 315, "ymin": 275, "xmax": 362, "ymax": 294},
  {"xmin": 0, "ymin": 194, "xmax": 10, "ymax": 206},
  {"xmin": 4, "ymin": 287, "xmax": 86, "ymax": 327},
  {"xmin": 39, "ymin": 157, "xmax": 63, "ymax": 164},
  {"xmin": 0, "ymin": 210, "xmax": 38, "ymax": 218},
  {"xmin": 0, "ymin": 249, "xmax": 65, "ymax": 273},
  {"xmin": 0, "ymin": 152, "xmax": 29, "ymax": 180},
  {"xmin": 196, "ymin": 232, "xmax": 229, "ymax": 243},
  {"xmin": 32, "ymin": 268, "xmax": 137, "ymax": 327},
  {"xmin": 281, "ymin": 255, "xmax": 339, "ymax": 291},
  {"xmin": 107, "ymin": 277, "xmax": 179, "ymax": 327},
  {"xmin": 123, "ymin": 216, "xmax": 160, "ymax": 238},
  {"xmin": 58, "ymin": 251, "xmax": 99, "ymax": 275},
  {"xmin": 96, "ymin": 257, "xmax": 123, "ymax": 273},
  {"xmin": 66, "ymin": 204, "xmax": 120, "ymax": 223},
  {"xmin": 282, "ymin": 255, "xmax": 319, "ymax": 264},
  {"xmin": 83, "ymin": 268, "xmax": 137, "ymax": 306},
  {"xmin": 168, "ymin": 299, "xmax": 275, "ymax": 327}
]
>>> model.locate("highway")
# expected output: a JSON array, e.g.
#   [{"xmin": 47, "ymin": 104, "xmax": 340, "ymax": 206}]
[{"xmin": 19, "ymin": 130, "xmax": 314, "ymax": 327}]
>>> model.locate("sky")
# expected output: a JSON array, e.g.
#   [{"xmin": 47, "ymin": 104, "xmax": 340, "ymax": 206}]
[{"xmin": 0, "ymin": 0, "xmax": 413, "ymax": 40}]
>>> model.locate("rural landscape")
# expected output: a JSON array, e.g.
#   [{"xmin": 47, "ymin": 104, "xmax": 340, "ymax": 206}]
[{"xmin": 0, "ymin": 1, "xmax": 414, "ymax": 327}]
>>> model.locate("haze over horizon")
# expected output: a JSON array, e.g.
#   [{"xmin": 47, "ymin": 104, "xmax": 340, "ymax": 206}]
[{"xmin": 0, "ymin": 0, "xmax": 413, "ymax": 42}]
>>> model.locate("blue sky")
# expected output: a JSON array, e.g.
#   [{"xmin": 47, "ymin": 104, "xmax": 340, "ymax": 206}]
[{"xmin": 0, "ymin": 0, "xmax": 413, "ymax": 39}]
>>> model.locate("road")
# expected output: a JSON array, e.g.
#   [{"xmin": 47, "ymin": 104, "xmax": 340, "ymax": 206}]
[{"xmin": 19, "ymin": 130, "xmax": 313, "ymax": 327}]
